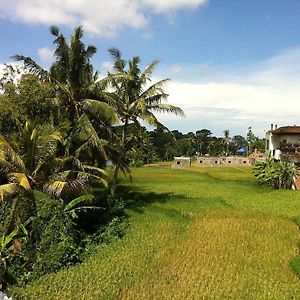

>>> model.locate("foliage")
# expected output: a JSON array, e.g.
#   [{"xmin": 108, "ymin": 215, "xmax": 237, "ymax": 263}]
[
  {"xmin": 0, "ymin": 222, "xmax": 28, "ymax": 287},
  {"xmin": 64, "ymin": 194, "xmax": 97, "ymax": 219},
  {"xmin": 0, "ymin": 121, "xmax": 107, "ymax": 202},
  {"xmin": 289, "ymin": 256, "xmax": 300, "ymax": 277},
  {"xmin": 30, "ymin": 191, "xmax": 79, "ymax": 279},
  {"xmin": 252, "ymin": 158, "xmax": 297, "ymax": 189}
]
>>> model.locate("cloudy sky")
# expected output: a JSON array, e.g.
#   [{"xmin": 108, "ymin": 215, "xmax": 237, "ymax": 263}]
[{"xmin": 1, "ymin": 0, "xmax": 300, "ymax": 137}]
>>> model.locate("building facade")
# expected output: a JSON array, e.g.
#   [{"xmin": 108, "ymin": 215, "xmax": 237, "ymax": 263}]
[{"xmin": 266, "ymin": 124, "xmax": 300, "ymax": 163}]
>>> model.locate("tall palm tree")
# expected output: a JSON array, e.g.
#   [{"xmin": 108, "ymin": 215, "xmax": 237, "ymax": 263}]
[
  {"xmin": 223, "ymin": 129, "xmax": 231, "ymax": 156},
  {"xmin": 104, "ymin": 49, "xmax": 185, "ymax": 195},
  {"xmin": 13, "ymin": 26, "xmax": 117, "ymax": 165}
]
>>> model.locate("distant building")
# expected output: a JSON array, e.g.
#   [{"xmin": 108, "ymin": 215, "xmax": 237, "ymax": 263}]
[
  {"xmin": 173, "ymin": 157, "xmax": 191, "ymax": 167},
  {"xmin": 197, "ymin": 156, "xmax": 250, "ymax": 166},
  {"xmin": 266, "ymin": 124, "xmax": 300, "ymax": 163}
]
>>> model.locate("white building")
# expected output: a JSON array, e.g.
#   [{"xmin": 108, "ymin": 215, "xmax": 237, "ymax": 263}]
[{"xmin": 266, "ymin": 124, "xmax": 300, "ymax": 163}]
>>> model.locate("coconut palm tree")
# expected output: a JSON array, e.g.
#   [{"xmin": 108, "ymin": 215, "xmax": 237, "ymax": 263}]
[
  {"xmin": 104, "ymin": 49, "xmax": 185, "ymax": 195},
  {"xmin": 0, "ymin": 121, "xmax": 107, "ymax": 201},
  {"xmin": 223, "ymin": 129, "xmax": 231, "ymax": 156},
  {"xmin": 13, "ymin": 26, "xmax": 117, "ymax": 165},
  {"xmin": 13, "ymin": 26, "xmax": 114, "ymax": 120}
]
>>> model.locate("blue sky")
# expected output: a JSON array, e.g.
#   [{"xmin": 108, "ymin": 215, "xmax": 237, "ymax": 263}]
[{"xmin": 1, "ymin": 0, "xmax": 300, "ymax": 137}]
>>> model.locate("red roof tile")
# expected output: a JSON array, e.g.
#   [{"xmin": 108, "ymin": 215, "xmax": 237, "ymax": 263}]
[{"xmin": 272, "ymin": 126, "xmax": 300, "ymax": 134}]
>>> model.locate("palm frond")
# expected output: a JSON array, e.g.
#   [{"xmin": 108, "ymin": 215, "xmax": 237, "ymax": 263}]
[
  {"xmin": 0, "ymin": 135, "xmax": 25, "ymax": 172},
  {"xmin": 141, "ymin": 60, "xmax": 159, "ymax": 80},
  {"xmin": 50, "ymin": 25, "xmax": 60, "ymax": 37},
  {"xmin": 8, "ymin": 173, "xmax": 31, "ymax": 190},
  {"xmin": 12, "ymin": 55, "xmax": 51, "ymax": 82},
  {"xmin": 76, "ymin": 114, "xmax": 108, "ymax": 160},
  {"xmin": 83, "ymin": 99, "xmax": 118, "ymax": 124},
  {"xmin": 150, "ymin": 104, "xmax": 185, "ymax": 116},
  {"xmin": 108, "ymin": 48, "xmax": 126, "ymax": 71},
  {"xmin": 43, "ymin": 180, "xmax": 68, "ymax": 198},
  {"xmin": 0, "ymin": 183, "xmax": 20, "ymax": 202},
  {"xmin": 139, "ymin": 79, "xmax": 170, "ymax": 100}
]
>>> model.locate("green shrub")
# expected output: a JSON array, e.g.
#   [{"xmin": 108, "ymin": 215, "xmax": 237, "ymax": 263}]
[
  {"xmin": 291, "ymin": 216, "xmax": 300, "ymax": 228},
  {"xmin": 289, "ymin": 256, "xmax": 300, "ymax": 277},
  {"xmin": 30, "ymin": 191, "xmax": 80, "ymax": 279},
  {"xmin": 253, "ymin": 158, "xmax": 297, "ymax": 189}
]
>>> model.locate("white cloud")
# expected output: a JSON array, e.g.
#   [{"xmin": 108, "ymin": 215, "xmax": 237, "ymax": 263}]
[
  {"xmin": 101, "ymin": 61, "xmax": 114, "ymax": 73},
  {"xmin": 142, "ymin": 0, "xmax": 208, "ymax": 13},
  {"xmin": 38, "ymin": 47, "xmax": 54, "ymax": 64},
  {"xmin": 155, "ymin": 48, "xmax": 300, "ymax": 136},
  {"xmin": 170, "ymin": 64, "xmax": 183, "ymax": 74},
  {"xmin": 0, "ymin": 0, "xmax": 208, "ymax": 37}
]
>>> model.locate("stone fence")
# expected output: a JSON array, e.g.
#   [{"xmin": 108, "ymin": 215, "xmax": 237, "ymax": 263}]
[{"xmin": 197, "ymin": 156, "xmax": 251, "ymax": 166}]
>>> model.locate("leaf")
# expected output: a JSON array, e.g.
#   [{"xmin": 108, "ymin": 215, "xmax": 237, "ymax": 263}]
[
  {"xmin": 64, "ymin": 194, "xmax": 95, "ymax": 212},
  {"xmin": 0, "ymin": 183, "xmax": 19, "ymax": 202},
  {"xmin": 9, "ymin": 172, "xmax": 31, "ymax": 190},
  {"xmin": 83, "ymin": 99, "xmax": 119, "ymax": 124}
]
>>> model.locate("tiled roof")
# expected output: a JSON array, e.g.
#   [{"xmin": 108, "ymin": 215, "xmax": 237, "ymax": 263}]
[{"xmin": 272, "ymin": 126, "xmax": 300, "ymax": 134}]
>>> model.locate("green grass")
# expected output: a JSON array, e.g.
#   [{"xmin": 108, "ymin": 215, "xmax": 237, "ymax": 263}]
[{"xmin": 11, "ymin": 167, "xmax": 300, "ymax": 299}]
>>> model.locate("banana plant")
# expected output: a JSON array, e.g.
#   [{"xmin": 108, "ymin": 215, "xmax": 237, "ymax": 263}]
[{"xmin": 64, "ymin": 194, "xmax": 102, "ymax": 219}]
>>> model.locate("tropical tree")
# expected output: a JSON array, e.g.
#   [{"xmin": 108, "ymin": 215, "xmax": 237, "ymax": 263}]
[
  {"xmin": 13, "ymin": 26, "xmax": 113, "ymax": 119},
  {"xmin": 196, "ymin": 129, "xmax": 212, "ymax": 155},
  {"xmin": 230, "ymin": 135, "xmax": 248, "ymax": 154},
  {"xmin": 247, "ymin": 126, "xmax": 256, "ymax": 153},
  {"xmin": 104, "ymin": 48, "xmax": 184, "ymax": 195},
  {"xmin": 13, "ymin": 26, "xmax": 117, "ymax": 165},
  {"xmin": 0, "ymin": 121, "xmax": 107, "ymax": 202},
  {"xmin": 223, "ymin": 130, "xmax": 231, "ymax": 156}
]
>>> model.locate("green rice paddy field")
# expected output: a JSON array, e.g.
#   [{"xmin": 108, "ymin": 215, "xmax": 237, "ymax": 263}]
[{"xmin": 12, "ymin": 166, "xmax": 300, "ymax": 299}]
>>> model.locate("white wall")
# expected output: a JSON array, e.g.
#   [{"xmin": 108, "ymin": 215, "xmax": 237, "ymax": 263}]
[{"xmin": 266, "ymin": 132, "xmax": 300, "ymax": 155}]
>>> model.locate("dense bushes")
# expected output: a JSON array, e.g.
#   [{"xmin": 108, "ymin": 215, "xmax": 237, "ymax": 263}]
[
  {"xmin": 0, "ymin": 189, "xmax": 127, "ymax": 288},
  {"xmin": 30, "ymin": 191, "xmax": 79, "ymax": 279}
]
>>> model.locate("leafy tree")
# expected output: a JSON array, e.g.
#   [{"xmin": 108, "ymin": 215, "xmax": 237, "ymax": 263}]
[
  {"xmin": 247, "ymin": 126, "xmax": 256, "ymax": 153},
  {"xmin": 230, "ymin": 135, "xmax": 248, "ymax": 154},
  {"xmin": 196, "ymin": 129, "xmax": 212, "ymax": 155},
  {"xmin": 150, "ymin": 128, "xmax": 175, "ymax": 160}
]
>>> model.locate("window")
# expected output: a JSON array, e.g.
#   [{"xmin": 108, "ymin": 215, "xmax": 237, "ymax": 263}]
[
  {"xmin": 228, "ymin": 161, "xmax": 231, "ymax": 164},
  {"xmin": 243, "ymin": 161, "xmax": 246, "ymax": 164},
  {"xmin": 215, "ymin": 161, "xmax": 218, "ymax": 164},
  {"xmin": 199, "ymin": 160, "xmax": 203, "ymax": 163}
]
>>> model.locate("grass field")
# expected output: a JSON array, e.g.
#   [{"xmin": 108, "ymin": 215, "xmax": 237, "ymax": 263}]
[{"xmin": 12, "ymin": 166, "xmax": 300, "ymax": 299}]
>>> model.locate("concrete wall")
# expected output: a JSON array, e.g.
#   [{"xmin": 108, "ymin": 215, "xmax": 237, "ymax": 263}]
[
  {"xmin": 173, "ymin": 157, "xmax": 191, "ymax": 167},
  {"xmin": 197, "ymin": 156, "xmax": 250, "ymax": 166}
]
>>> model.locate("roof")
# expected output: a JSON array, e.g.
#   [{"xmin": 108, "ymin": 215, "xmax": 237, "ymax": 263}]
[
  {"xmin": 174, "ymin": 157, "xmax": 191, "ymax": 160},
  {"xmin": 271, "ymin": 126, "xmax": 300, "ymax": 135}
]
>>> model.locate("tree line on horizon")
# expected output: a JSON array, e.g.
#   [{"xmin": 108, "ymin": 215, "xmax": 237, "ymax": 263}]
[{"xmin": 129, "ymin": 126, "xmax": 265, "ymax": 164}]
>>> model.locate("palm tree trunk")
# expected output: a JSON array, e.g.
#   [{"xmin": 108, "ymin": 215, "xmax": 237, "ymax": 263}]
[
  {"xmin": 111, "ymin": 165, "xmax": 120, "ymax": 197},
  {"xmin": 110, "ymin": 118, "xmax": 128, "ymax": 197}
]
